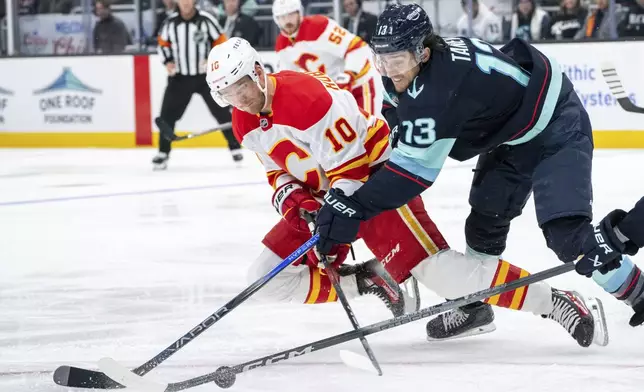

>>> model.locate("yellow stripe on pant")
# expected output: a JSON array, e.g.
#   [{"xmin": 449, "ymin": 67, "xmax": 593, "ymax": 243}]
[{"xmin": 397, "ymin": 204, "xmax": 440, "ymax": 255}]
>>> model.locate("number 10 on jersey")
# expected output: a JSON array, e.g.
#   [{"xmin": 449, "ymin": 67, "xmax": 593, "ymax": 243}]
[{"xmin": 325, "ymin": 118, "xmax": 357, "ymax": 152}]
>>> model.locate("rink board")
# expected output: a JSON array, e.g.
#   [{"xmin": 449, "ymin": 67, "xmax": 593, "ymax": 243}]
[{"xmin": 0, "ymin": 41, "xmax": 643, "ymax": 148}]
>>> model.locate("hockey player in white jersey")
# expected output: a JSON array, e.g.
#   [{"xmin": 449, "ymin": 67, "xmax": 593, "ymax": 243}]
[
  {"xmin": 456, "ymin": 0, "xmax": 503, "ymax": 43},
  {"xmin": 271, "ymin": 0, "xmax": 384, "ymax": 116}
]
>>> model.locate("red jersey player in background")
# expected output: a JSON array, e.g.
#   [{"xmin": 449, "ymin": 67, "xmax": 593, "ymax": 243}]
[
  {"xmin": 271, "ymin": 0, "xmax": 383, "ymax": 117},
  {"xmin": 204, "ymin": 38, "xmax": 607, "ymax": 347}
]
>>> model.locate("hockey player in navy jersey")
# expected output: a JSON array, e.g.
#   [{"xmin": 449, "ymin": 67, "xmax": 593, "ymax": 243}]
[{"xmin": 314, "ymin": 3, "xmax": 644, "ymax": 337}]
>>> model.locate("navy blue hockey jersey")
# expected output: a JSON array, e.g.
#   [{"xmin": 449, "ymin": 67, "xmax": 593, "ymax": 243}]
[
  {"xmin": 350, "ymin": 37, "xmax": 574, "ymax": 216},
  {"xmin": 382, "ymin": 36, "xmax": 568, "ymax": 186}
]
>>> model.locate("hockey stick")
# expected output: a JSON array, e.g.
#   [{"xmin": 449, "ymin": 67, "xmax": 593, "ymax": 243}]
[
  {"xmin": 97, "ymin": 262, "xmax": 575, "ymax": 391},
  {"xmin": 303, "ymin": 214, "xmax": 383, "ymax": 376},
  {"xmin": 53, "ymin": 234, "xmax": 320, "ymax": 390},
  {"xmin": 155, "ymin": 117, "xmax": 234, "ymax": 142},
  {"xmin": 600, "ymin": 63, "xmax": 644, "ymax": 114}
]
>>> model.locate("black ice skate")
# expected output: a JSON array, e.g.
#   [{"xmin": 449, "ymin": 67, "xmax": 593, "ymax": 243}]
[
  {"xmin": 426, "ymin": 301, "xmax": 496, "ymax": 341},
  {"xmin": 543, "ymin": 289, "xmax": 608, "ymax": 347},
  {"xmin": 152, "ymin": 152, "xmax": 169, "ymax": 170},
  {"xmin": 630, "ymin": 300, "xmax": 644, "ymax": 327},
  {"xmin": 339, "ymin": 259, "xmax": 405, "ymax": 317},
  {"xmin": 230, "ymin": 149, "xmax": 243, "ymax": 163}
]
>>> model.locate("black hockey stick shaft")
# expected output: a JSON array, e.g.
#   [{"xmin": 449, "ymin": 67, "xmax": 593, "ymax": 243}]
[
  {"xmin": 53, "ymin": 235, "xmax": 319, "ymax": 389},
  {"xmin": 303, "ymin": 213, "xmax": 382, "ymax": 376},
  {"xmin": 601, "ymin": 64, "xmax": 644, "ymax": 114},
  {"xmin": 162, "ymin": 262, "xmax": 575, "ymax": 391},
  {"xmin": 322, "ymin": 255, "xmax": 383, "ymax": 375},
  {"xmin": 155, "ymin": 117, "xmax": 234, "ymax": 142}
]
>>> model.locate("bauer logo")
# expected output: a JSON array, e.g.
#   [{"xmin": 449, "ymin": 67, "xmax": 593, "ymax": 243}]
[
  {"xmin": 33, "ymin": 67, "xmax": 102, "ymax": 124},
  {"xmin": 0, "ymin": 86, "xmax": 13, "ymax": 125}
]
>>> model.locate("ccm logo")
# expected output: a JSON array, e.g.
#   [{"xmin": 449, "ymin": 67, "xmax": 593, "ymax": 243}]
[{"xmin": 324, "ymin": 192, "xmax": 358, "ymax": 217}]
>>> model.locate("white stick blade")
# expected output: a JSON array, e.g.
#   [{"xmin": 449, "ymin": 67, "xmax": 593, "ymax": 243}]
[
  {"xmin": 98, "ymin": 357, "xmax": 167, "ymax": 392},
  {"xmin": 339, "ymin": 350, "xmax": 380, "ymax": 375}
]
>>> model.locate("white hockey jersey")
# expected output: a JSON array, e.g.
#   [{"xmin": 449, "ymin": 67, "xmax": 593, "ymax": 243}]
[
  {"xmin": 232, "ymin": 70, "xmax": 390, "ymax": 196},
  {"xmin": 274, "ymin": 15, "xmax": 383, "ymax": 116},
  {"xmin": 456, "ymin": 2, "xmax": 503, "ymax": 43}
]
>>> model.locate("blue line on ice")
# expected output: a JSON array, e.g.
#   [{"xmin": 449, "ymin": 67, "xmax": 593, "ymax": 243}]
[{"xmin": 0, "ymin": 181, "xmax": 265, "ymax": 207}]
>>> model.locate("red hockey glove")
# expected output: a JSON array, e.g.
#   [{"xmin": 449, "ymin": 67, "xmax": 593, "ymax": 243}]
[
  {"xmin": 304, "ymin": 243, "xmax": 351, "ymax": 269},
  {"xmin": 272, "ymin": 181, "xmax": 321, "ymax": 233}
]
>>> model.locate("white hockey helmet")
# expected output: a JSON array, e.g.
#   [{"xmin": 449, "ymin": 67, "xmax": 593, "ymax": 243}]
[
  {"xmin": 272, "ymin": 0, "xmax": 303, "ymax": 26},
  {"xmin": 206, "ymin": 37, "xmax": 266, "ymax": 107}
]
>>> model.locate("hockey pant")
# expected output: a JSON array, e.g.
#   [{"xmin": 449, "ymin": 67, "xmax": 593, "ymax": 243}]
[{"xmin": 247, "ymin": 196, "xmax": 553, "ymax": 315}]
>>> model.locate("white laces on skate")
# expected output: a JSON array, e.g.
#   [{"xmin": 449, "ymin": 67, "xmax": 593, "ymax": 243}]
[
  {"xmin": 442, "ymin": 309, "xmax": 468, "ymax": 330},
  {"xmin": 548, "ymin": 296, "xmax": 581, "ymax": 335}
]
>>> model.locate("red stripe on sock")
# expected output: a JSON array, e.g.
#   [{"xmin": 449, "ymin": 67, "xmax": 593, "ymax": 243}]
[
  {"xmin": 484, "ymin": 260, "xmax": 503, "ymax": 304},
  {"xmin": 618, "ymin": 267, "xmax": 642, "ymax": 300},
  {"xmin": 497, "ymin": 264, "xmax": 521, "ymax": 308}
]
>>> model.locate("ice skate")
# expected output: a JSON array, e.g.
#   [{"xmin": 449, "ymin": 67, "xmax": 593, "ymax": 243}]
[
  {"xmin": 340, "ymin": 259, "xmax": 406, "ymax": 317},
  {"xmin": 629, "ymin": 300, "xmax": 644, "ymax": 327},
  {"xmin": 230, "ymin": 148, "xmax": 243, "ymax": 163},
  {"xmin": 543, "ymin": 289, "xmax": 605, "ymax": 347},
  {"xmin": 152, "ymin": 152, "xmax": 169, "ymax": 170},
  {"xmin": 426, "ymin": 301, "xmax": 496, "ymax": 341}
]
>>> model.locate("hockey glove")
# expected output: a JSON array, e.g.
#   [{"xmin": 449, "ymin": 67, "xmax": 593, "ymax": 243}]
[
  {"xmin": 315, "ymin": 188, "xmax": 364, "ymax": 255},
  {"xmin": 304, "ymin": 243, "xmax": 351, "ymax": 269},
  {"xmin": 576, "ymin": 209, "xmax": 638, "ymax": 276},
  {"xmin": 272, "ymin": 182, "xmax": 321, "ymax": 233}
]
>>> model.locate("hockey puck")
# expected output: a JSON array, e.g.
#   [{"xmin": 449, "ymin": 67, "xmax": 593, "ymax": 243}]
[{"xmin": 213, "ymin": 366, "xmax": 236, "ymax": 389}]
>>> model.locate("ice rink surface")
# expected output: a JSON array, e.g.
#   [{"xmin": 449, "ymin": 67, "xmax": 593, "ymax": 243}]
[{"xmin": 2, "ymin": 148, "xmax": 644, "ymax": 392}]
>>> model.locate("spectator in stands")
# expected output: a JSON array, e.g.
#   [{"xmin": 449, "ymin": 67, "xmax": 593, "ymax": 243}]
[
  {"xmin": 618, "ymin": 0, "xmax": 644, "ymax": 37},
  {"xmin": 219, "ymin": 0, "xmax": 261, "ymax": 46},
  {"xmin": 576, "ymin": 0, "xmax": 618, "ymax": 39},
  {"xmin": 547, "ymin": 0, "xmax": 587, "ymax": 39},
  {"xmin": 19, "ymin": 0, "xmax": 39, "ymax": 14},
  {"xmin": 342, "ymin": 0, "xmax": 378, "ymax": 44},
  {"xmin": 210, "ymin": 0, "xmax": 259, "ymax": 18},
  {"xmin": 93, "ymin": 0, "xmax": 132, "ymax": 53},
  {"xmin": 154, "ymin": 0, "xmax": 178, "ymax": 37},
  {"xmin": 510, "ymin": 0, "xmax": 551, "ymax": 41},
  {"xmin": 456, "ymin": 0, "xmax": 504, "ymax": 43}
]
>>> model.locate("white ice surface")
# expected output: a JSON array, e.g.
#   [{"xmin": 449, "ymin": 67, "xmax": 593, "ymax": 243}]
[{"xmin": 1, "ymin": 148, "xmax": 644, "ymax": 392}]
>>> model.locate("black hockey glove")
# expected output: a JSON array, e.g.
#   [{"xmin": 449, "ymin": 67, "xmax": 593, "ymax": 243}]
[
  {"xmin": 315, "ymin": 188, "xmax": 364, "ymax": 255},
  {"xmin": 576, "ymin": 209, "xmax": 638, "ymax": 276}
]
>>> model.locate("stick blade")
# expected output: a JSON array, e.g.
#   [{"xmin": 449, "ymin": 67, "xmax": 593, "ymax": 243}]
[
  {"xmin": 53, "ymin": 365, "xmax": 125, "ymax": 389},
  {"xmin": 339, "ymin": 350, "xmax": 381, "ymax": 376},
  {"xmin": 98, "ymin": 358, "xmax": 167, "ymax": 392}
]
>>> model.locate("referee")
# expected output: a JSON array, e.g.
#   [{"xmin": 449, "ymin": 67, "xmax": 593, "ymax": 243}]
[{"xmin": 153, "ymin": 0, "xmax": 242, "ymax": 170}]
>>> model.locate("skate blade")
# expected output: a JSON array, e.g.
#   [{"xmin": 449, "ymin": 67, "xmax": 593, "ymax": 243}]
[
  {"xmin": 586, "ymin": 296, "xmax": 609, "ymax": 347},
  {"xmin": 426, "ymin": 322, "xmax": 497, "ymax": 342},
  {"xmin": 153, "ymin": 163, "xmax": 168, "ymax": 171},
  {"xmin": 401, "ymin": 278, "xmax": 421, "ymax": 314}
]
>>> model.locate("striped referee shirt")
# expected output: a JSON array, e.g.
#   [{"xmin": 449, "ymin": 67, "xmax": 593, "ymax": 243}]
[{"xmin": 157, "ymin": 9, "xmax": 227, "ymax": 76}]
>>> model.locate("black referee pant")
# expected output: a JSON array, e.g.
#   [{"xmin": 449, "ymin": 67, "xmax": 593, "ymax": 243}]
[{"xmin": 158, "ymin": 74, "xmax": 241, "ymax": 154}]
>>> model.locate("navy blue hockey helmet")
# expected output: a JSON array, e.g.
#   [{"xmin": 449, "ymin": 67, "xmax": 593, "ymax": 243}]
[{"xmin": 370, "ymin": 3, "xmax": 433, "ymax": 54}]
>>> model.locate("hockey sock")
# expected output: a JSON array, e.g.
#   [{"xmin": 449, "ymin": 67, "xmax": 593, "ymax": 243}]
[
  {"xmin": 303, "ymin": 266, "xmax": 359, "ymax": 304},
  {"xmin": 484, "ymin": 260, "xmax": 531, "ymax": 310},
  {"xmin": 304, "ymin": 266, "xmax": 338, "ymax": 304},
  {"xmin": 592, "ymin": 255, "xmax": 644, "ymax": 309}
]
